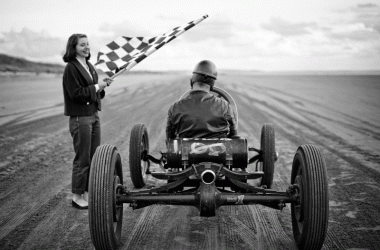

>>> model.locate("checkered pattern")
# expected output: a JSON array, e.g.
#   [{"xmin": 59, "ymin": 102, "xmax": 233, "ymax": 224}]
[{"xmin": 95, "ymin": 15, "xmax": 209, "ymax": 77}]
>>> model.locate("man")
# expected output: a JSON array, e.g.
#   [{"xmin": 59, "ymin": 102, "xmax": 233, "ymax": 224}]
[{"xmin": 166, "ymin": 60, "xmax": 237, "ymax": 142}]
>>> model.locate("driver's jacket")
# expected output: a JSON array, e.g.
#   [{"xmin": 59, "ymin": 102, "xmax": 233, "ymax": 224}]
[{"xmin": 166, "ymin": 90, "xmax": 237, "ymax": 141}]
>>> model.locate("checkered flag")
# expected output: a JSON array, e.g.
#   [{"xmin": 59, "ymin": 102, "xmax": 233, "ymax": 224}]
[{"xmin": 95, "ymin": 15, "xmax": 208, "ymax": 78}]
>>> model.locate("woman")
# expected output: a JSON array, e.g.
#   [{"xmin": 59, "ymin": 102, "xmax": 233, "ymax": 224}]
[{"xmin": 62, "ymin": 34, "xmax": 113, "ymax": 209}]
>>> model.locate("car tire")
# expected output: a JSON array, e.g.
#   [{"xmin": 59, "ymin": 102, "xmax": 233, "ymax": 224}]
[
  {"xmin": 260, "ymin": 123, "xmax": 275, "ymax": 189},
  {"xmin": 129, "ymin": 123, "xmax": 149, "ymax": 188},
  {"xmin": 89, "ymin": 144, "xmax": 123, "ymax": 250},
  {"xmin": 291, "ymin": 144, "xmax": 329, "ymax": 250}
]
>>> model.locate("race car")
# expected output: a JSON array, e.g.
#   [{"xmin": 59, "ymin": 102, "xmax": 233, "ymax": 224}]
[{"xmin": 88, "ymin": 87, "xmax": 329, "ymax": 250}]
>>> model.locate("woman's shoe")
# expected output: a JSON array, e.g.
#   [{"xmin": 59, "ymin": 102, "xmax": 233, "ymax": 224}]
[{"xmin": 72, "ymin": 200, "xmax": 88, "ymax": 209}]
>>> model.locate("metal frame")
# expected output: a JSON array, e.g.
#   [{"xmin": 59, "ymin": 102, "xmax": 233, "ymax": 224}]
[{"xmin": 116, "ymin": 150, "xmax": 299, "ymax": 216}]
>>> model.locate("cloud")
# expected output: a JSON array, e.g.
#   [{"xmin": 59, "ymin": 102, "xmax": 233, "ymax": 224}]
[
  {"xmin": 356, "ymin": 12, "xmax": 380, "ymax": 33},
  {"xmin": 98, "ymin": 21, "xmax": 152, "ymax": 37},
  {"xmin": 181, "ymin": 18, "xmax": 234, "ymax": 42},
  {"xmin": 345, "ymin": 2, "xmax": 380, "ymax": 32},
  {"xmin": 92, "ymin": 16, "xmax": 232, "ymax": 51},
  {"xmin": 261, "ymin": 17, "xmax": 318, "ymax": 37},
  {"xmin": 94, "ymin": 15, "xmax": 232, "ymax": 42},
  {"xmin": 357, "ymin": 3, "xmax": 378, "ymax": 8},
  {"xmin": 253, "ymin": 3, "xmax": 380, "ymax": 63},
  {"xmin": 327, "ymin": 23, "xmax": 380, "ymax": 41},
  {"xmin": 323, "ymin": 2, "xmax": 380, "ymax": 58},
  {"xmin": 0, "ymin": 28, "xmax": 66, "ymax": 63}
]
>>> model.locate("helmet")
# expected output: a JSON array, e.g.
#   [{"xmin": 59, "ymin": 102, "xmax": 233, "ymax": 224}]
[
  {"xmin": 191, "ymin": 60, "xmax": 217, "ymax": 90},
  {"xmin": 193, "ymin": 60, "xmax": 217, "ymax": 79}
]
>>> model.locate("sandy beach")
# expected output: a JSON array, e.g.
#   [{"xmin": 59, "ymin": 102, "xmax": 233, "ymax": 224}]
[{"xmin": 0, "ymin": 72, "xmax": 379, "ymax": 249}]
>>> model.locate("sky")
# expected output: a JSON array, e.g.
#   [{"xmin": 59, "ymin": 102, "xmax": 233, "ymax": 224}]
[{"xmin": 0, "ymin": 0, "xmax": 379, "ymax": 72}]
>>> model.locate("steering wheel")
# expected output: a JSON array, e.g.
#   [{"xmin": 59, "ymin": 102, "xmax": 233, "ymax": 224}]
[{"xmin": 178, "ymin": 87, "xmax": 239, "ymax": 129}]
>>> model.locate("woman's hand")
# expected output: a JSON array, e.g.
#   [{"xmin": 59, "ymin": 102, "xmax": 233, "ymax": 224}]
[
  {"xmin": 103, "ymin": 78, "xmax": 114, "ymax": 87},
  {"xmin": 98, "ymin": 78, "xmax": 114, "ymax": 91}
]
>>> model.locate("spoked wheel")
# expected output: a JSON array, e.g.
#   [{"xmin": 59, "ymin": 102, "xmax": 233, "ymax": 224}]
[
  {"xmin": 129, "ymin": 123, "xmax": 149, "ymax": 188},
  {"xmin": 259, "ymin": 123, "xmax": 275, "ymax": 189},
  {"xmin": 291, "ymin": 144, "xmax": 329, "ymax": 250},
  {"xmin": 89, "ymin": 144, "xmax": 124, "ymax": 250}
]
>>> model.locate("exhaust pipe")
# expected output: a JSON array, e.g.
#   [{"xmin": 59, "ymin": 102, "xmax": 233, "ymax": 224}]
[
  {"xmin": 197, "ymin": 169, "xmax": 219, "ymax": 217},
  {"xmin": 201, "ymin": 170, "xmax": 216, "ymax": 184}
]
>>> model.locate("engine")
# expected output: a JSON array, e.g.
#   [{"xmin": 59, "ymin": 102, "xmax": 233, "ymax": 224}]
[{"xmin": 166, "ymin": 138, "xmax": 248, "ymax": 169}]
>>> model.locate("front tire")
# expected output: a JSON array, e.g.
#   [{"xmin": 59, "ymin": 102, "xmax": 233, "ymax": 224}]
[
  {"xmin": 89, "ymin": 144, "xmax": 123, "ymax": 250},
  {"xmin": 129, "ymin": 124, "xmax": 149, "ymax": 188},
  {"xmin": 291, "ymin": 144, "xmax": 329, "ymax": 250}
]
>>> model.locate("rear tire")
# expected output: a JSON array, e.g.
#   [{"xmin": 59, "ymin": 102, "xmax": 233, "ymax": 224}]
[
  {"xmin": 129, "ymin": 124, "xmax": 149, "ymax": 188},
  {"xmin": 260, "ymin": 123, "xmax": 275, "ymax": 189},
  {"xmin": 89, "ymin": 144, "xmax": 123, "ymax": 250},
  {"xmin": 291, "ymin": 144, "xmax": 329, "ymax": 250}
]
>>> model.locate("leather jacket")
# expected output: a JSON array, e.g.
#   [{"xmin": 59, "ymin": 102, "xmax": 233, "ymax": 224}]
[{"xmin": 166, "ymin": 90, "xmax": 237, "ymax": 140}]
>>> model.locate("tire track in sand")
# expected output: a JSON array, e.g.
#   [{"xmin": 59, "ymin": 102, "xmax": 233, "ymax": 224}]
[
  {"xmin": 0, "ymin": 192, "xmax": 66, "ymax": 249},
  {"xmin": 121, "ymin": 205, "xmax": 164, "ymax": 249},
  {"xmin": 221, "ymin": 82, "xmax": 347, "ymax": 250}
]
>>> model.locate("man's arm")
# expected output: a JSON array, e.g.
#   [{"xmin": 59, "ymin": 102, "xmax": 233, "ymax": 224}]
[
  {"xmin": 166, "ymin": 106, "xmax": 175, "ymax": 144},
  {"xmin": 226, "ymin": 104, "xmax": 238, "ymax": 137}
]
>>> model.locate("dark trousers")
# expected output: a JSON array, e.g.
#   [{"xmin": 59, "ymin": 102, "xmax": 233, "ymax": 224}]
[{"xmin": 69, "ymin": 112, "xmax": 100, "ymax": 194}]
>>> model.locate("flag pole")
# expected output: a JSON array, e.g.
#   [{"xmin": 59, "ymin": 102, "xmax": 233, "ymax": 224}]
[
  {"xmin": 110, "ymin": 67, "xmax": 127, "ymax": 80},
  {"xmin": 109, "ymin": 59, "xmax": 139, "ymax": 79}
]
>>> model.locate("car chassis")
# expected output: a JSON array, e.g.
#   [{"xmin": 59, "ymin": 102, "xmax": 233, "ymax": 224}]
[{"xmin": 88, "ymin": 87, "xmax": 329, "ymax": 250}]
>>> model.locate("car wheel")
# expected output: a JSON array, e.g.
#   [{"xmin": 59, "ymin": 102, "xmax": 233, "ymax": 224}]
[
  {"xmin": 129, "ymin": 123, "xmax": 149, "ymax": 188},
  {"xmin": 260, "ymin": 123, "xmax": 275, "ymax": 189},
  {"xmin": 89, "ymin": 144, "xmax": 123, "ymax": 250},
  {"xmin": 291, "ymin": 144, "xmax": 329, "ymax": 250}
]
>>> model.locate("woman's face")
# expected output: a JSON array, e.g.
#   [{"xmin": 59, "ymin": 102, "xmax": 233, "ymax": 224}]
[{"xmin": 75, "ymin": 37, "xmax": 90, "ymax": 59}]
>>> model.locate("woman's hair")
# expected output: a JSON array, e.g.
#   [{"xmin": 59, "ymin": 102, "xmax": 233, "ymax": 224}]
[{"xmin": 62, "ymin": 34, "xmax": 91, "ymax": 63}]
